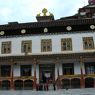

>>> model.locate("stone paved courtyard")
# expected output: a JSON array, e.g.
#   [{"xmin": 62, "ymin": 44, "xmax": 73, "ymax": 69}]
[{"xmin": 0, "ymin": 88, "xmax": 95, "ymax": 95}]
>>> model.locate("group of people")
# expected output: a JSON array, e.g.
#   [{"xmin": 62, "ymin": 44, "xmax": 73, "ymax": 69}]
[{"xmin": 36, "ymin": 82, "xmax": 56, "ymax": 91}]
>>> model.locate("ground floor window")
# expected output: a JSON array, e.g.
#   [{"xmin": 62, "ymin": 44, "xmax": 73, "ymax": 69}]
[
  {"xmin": 62, "ymin": 63, "xmax": 74, "ymax": 75},
  {"xmin": 85, "ymin": 62, "xmax": 95, "ymax": 74},
  {"xmin": 20, "ymin": 65, "xmax": 31, "ymax": 76},
  {"xmin": 1, "ymin": 65, "xmax": 11, "ymax": 77}
]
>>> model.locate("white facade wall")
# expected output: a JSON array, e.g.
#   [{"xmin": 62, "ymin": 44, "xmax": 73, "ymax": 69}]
[
  {"xmin": 1, "ymin": 32, "xmax": 95, "ymax": 80},
  {"xmin": 74, "ymin": 62, "xmax": 81, "ymax": 74},
  {"xmin": 36, "ymin": 64, "xmax": 39, "ymax": 83},
  {"xmin": 0, "ymin": 32, "xmax": 95, "ymax": 56},
  {"xmin": 55, "ymin": 64, "xmax": 58, "ymax": 80},
  {"xmin": 59, "ymin": 64, "xmax": 62, "ymax": 76},
  {"xmin": 13, "ymin": 65, "xmax": 20, "ymax": 76}
]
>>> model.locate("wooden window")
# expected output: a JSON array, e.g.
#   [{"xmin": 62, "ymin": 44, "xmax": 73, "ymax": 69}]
[
  {"xmin": 85, "ymin": 62, "xmax": 95, "ymax": 74},
  {"xmin": 20, "ymin": 65, "xmax": 31, "ymax": 76},
  {"xmin": 1, "ymin": 41, "xmax": 11, "ymax": 54},
  {"xmin": 62, "ymin": 63, "xmax": 74, "ymax": 75},
  {"xmin": 21, "ymin": 40, "xmax": 32, "ymax": 53},
  {"xmin": 41, "ymin": 39, "xmax": 52, "ymax": 52},
  {"xmin": 61, "ymin": 38, "xmax": 72, "ymax": 51},
  {"xmin": 1, "ymin": 65, "xmax": 11, "ymax": 77},
  {"xmin": 83, "ymin": 37, "xmax": 94, "ymax": 49}
]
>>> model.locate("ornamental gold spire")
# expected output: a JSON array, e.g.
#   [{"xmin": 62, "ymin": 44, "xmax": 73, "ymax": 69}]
[
  {"xmin": 36, "ymin": 8, "xmax": 54, "ymax": 22},
  {"xmin": 42, "ymin": 8, "xmax": 48, "ymax": 16},
  {"xmin": 36, "ymin": 8, "xmax": 54, "ymax": 17}
]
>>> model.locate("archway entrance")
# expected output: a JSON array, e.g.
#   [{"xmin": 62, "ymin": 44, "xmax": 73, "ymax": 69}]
[
  {"xmin": 39, "ymin": 64, "xmax": 55, "ymax": 84},
  {"xmin": 62, "ymin": 79, "xmax": 71, "ymax": 89},
  {"xmin": 2, "ymin": 80, "xmax": 10, "ymax": 90},
  {"xmin": 24, "ymin": 80, "xmax": 33, "ymax": 90},
  {"xmin": 14, "ymin": 80, "xmax": 23, "ymax": 90},
  {"xmin": 71, "ymin": 78, "xmax": 80, "ymax": 88},
  {"xmin": 85, "ymin": 78, "xmax": 94, "ymax": 88}
]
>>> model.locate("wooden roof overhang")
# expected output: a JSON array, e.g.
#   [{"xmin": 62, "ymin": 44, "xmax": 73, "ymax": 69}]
[
  {"xmin": 0, "ymin": 52, "xmax": 95, "ymax": 62},
  {"xmin": 0, "ymin": 18, "xmax": 95, "ymax": 37}
]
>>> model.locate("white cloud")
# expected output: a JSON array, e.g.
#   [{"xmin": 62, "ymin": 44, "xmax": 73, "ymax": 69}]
[
  {"xmin": 0, "ymin": 0, "xmax": 88, "ymax": 24},
  {"xmin": 0, "ymin": 8, "xmax": 12, "ymax": 17}
]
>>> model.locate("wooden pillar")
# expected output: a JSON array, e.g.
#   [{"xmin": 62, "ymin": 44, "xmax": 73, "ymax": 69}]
[
  {"xmin": 0, "ymin": 64, "xmax": 1, "ymax": 77},
  {"xmin": 22, "ymin": 80, "xmax": 24, "ymax": 90},
  {"xmin": 94, "ymin": 78, "xmax": 95, "ymax": 88},
  {"xmin": 33, "ymin": 58, "xmax": 37, "ymax": 90},
  {"xmin": 10, "ymin": 59, "xmax": 14, "ymax": 90},
  {"xmin": 57, "ymin": 58, "xmax": 59, "ymax": 78},
  {"xmin": 0, "ymin": 81, "xmax": 1, "ymax": 89},
  {"xmin": 80, "ymin": 56, "xmax": 85, "ymax": 88},
  {"xmin": 0, "ymin": 66, "xmax": 1, "ymax": 89}
]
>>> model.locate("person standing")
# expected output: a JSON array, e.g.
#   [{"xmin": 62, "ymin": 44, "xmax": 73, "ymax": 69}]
[{"xmin": 53, "ymin": 82, "xmax": 56, "ymax": 91}]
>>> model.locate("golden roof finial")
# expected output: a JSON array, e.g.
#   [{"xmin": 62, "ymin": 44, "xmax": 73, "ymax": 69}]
[{"xmin": 42, "ymin": 8, "xmax": 48, "ymax": 16}]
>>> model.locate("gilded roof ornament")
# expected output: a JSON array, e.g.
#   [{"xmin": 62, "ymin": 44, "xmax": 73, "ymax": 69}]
[
  {"xmin": 36, "ymin": 8, "xmax": 54, "ymax": 17},
  {"xmin": 42, "ymin": 8, "xmax": 48, "ymax": 16}
]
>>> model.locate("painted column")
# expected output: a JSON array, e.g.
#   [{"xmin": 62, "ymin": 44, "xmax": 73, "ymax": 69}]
[
  {"xmin": 10, "ymin": 59, "xmax": 14, "ymax": 90},
  {"xmin": 33, "ymin": 58, "xmax": 37, "ymax": 89},
  {"xmin": 0, "ymin": 81, "xmax": 1, "ymax": 89},
  {"xmin": 80, "ymin": 56, "xmax": 85, "ymax": 88},
  {"xmin": 57, "ymin": 58, "xmax": 59, "ymax": 77},
  {"xmin": 59, "ymin": 64, "xmax": 62, "ymax": 76},
  {"xmin": 94, "ymin": 78, "xmax": 95, "ymax": 88},
  {"xmin": 55, "ymin": 64, "xmax": 58, "ymax": 80},
  {"xmin": 0, "ymin": 65, "xmax": 1, "ymax": 89},
  {"xmin": 36, "ymin": 64, "xmax": 39, "ymax": 84}
]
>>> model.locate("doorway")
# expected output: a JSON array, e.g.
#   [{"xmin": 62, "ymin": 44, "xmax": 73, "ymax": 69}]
[{"xmin": 39, "ymin": 64, "xmax": 55, "ymax": 84}]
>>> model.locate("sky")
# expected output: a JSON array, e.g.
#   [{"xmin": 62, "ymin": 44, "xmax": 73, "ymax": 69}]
[{"xmin": 0, "ymin": 0, "xmax": 88, "ymax": 24}]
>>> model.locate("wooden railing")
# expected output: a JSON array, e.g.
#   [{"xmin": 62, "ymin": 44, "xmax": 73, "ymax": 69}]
[
  {"xmin": 0, "ymin": 76, "xmax": 34, "ymax": 81},
  {"xmin": 59, "ymin": 74, "xmax": 95, "ymax": 80}
]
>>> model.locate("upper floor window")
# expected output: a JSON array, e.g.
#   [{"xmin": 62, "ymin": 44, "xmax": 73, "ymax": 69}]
[
  {"xmin": 1, "ymin": 41, "xmax": 11, "ymax": 54},
  {"xmin": 41, "ymin": 39, "xmax": 52, "ymax": 52},
  {"xmin": 61, "ymin": 38, "xmax": 72, "ymax": 51},
  {"xmin": 21, "ymin": 40, "xmax": 32, "ymax": 53},
  {"xmin": 83, "ymin": 37, "xmax": 94, "ymax": 50}
]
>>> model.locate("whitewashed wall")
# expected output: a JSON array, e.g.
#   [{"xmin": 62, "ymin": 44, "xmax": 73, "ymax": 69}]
[
  {"xmin": 55, "ymin": 64, "xmax": 58, "ymax": 80},
  {"xmin": 0, "ymin": 32, "xmax": 95, "ymax": 56},
  {"xmin": 74, "ymin": 62, "xmax": 81, "ymax": 74},
  {"xmin": 13, "ymin": 65, "xmax": 20, "ymax": 76},
  {"xmin": 36, "ymin": 64, "xmax": 39, "ymax": 83}
]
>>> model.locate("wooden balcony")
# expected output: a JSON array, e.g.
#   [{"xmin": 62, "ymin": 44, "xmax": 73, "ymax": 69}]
[
  {"xmin": 0, "ymin": 76, "xmax": 34, "ymax": 81},
  {"xmin": 59, "ymin": 74, "xmax": 95, "ymax": 80},
  {"xmin": 0, "ymin": 76, "xmax": 11, "ymax": 81},
  {"xmin": 60, "ymin": 74, "xmax": 81, "ymax": 80},
  {"xmin": 13, "ymin": 76, "xmax": 34, "ymax": 81}
]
